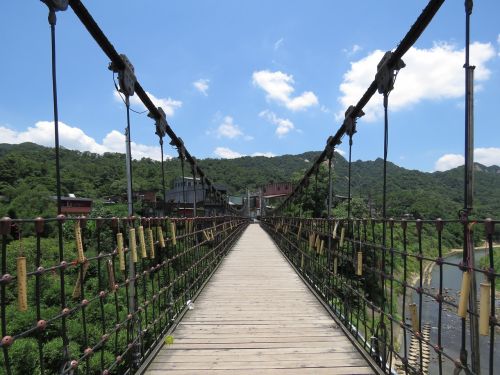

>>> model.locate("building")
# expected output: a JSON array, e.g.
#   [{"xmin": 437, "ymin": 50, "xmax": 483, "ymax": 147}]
[
  {"xmin": 244, "ymin": 182, "xmax": 293, "ymax": 218},
  {"xmin": 165, "ymin": 177, "xmax": 227, "ymax": 216},
  {"xmin": 52, "ymin": 195, "xmax": 93, "ymax": 216},
  {"xmin": 165, "ymin": 177, "xmax": 204, "ymax": 205},
  {"xmin": 134, "ymin": 190, "xmax": 157, "ymax": 203},
  {"xmin": 262, "ymin": 182, "xmax": 293, "ymax": 198}
]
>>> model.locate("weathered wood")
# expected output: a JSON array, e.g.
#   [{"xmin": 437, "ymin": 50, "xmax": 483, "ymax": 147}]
[
  {"xmin": 145, "ymin": 224, "xmax": 374, "ymax": 374},
  {"xmin": 146, "ymin": 367, "xmax": 374, "ymax": 375}
]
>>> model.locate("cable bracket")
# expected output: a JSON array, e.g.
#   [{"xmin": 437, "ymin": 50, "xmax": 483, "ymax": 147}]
[
  {"xmin": 148, "ymin": 107, "xmax": 168, "ymax": 138},
  {"xmin": 375, "ymin": 51, "xmax": 405, "ymax": 95},
  {"xmin": 325, "ymin": 136, "xmax": 339, "ymax": 160},
  {"xmin": 343, "ymin": 105, "xmax": 364, "ymax": 138},
  {"xmin": 175, "ymin": 138, "xmax": 186, "ymax": 160},
  {"xmin": 109, "ymin": 54, "xmax": 136, "ymax": 97},
  {"xmin": 41, "ymin": 0, "xmax": 68, "ymax": 11}
]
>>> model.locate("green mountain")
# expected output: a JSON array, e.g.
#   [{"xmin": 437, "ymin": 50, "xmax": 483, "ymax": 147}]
[{"xmin": 1, "ymin": 143, "xmax": 499, "ymax": 220}]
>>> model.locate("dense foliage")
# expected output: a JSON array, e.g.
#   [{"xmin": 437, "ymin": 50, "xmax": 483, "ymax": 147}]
[{"xmin": 1, "ymin": 143, "xmax": 499, "ymax": 221}]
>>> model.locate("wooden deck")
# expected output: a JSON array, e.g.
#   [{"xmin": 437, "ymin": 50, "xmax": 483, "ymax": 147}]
[{"xmin": 145, "ymin": 223, "xmax": 375, "ymax": 374}]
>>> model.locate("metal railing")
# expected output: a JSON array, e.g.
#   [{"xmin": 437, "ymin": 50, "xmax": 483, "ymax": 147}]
[
  {"xmin": 0, "ymin": 215, "xmax": 247, "ymax": 374},
  {"xmin": 261, "ymin": 216, "xmax": 499, "ymax": 375}
]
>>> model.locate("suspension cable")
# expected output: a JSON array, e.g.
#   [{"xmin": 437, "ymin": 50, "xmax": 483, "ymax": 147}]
[
  {"xmin": 180, "ymin": 149, "xmax": 186, "ymax": 217},
  {"xmin": 192, "ymin": 166, "xmax": 197, "ymax": 217},
  {"xmin": 159, "ymin": 138, "xmax": 167, "ymax": 215},
  {"xmin": 461, "ymin": 1, "xmax": 479, "ymax": 373},
  {"xmin": 125, "ymin": 97, "xmax": 134, "ymax": 216},
  {"xmin": 49, "ymin": 10, "xmax": 62, "ymax": 216},
  {"xmin": 371, "ymin": 48, "xmax": 404, "ymax": 369},
  {"xmin": 347, "ymin": 136, "xmax": 353, "ymax": 220},
  {"xmin": 45, "ymin": 5, "xmax": 72, "ymax": 372},
  {"xmin": 382, "ymin": 93, "xmax": 389, "ymax": 226},
  {"xmin": 201, "ymin": 178, "xmax": 206, "ymax": 215}
]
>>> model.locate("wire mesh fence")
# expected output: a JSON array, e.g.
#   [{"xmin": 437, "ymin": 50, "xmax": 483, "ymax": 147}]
[
  {"xmin": 261, "ymin": 217, "xmax": 499, "ymax": 375},
  {"xmin": 0, "ymin": 215, "xmax": 248, "ymax": 374}
]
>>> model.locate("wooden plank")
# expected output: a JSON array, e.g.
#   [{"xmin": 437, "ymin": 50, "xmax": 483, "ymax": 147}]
[
  {"xmin": 155, "ymin": 351, "xmax": 361, "ymax": 361},
  {"xmin": 157, "ymin": 342, "xmax": 356, "ymax": 350},
  {"xmin": 147, "ymin": 358, "xmax": 369, "ymax": 370},
  {"xmin": 146, "ymin": 367, "xmax": 375, "ymax": 375},
  {"xmin": 168, "ymin": 337, "xmax": 349, "ymax": 344},
  {"xmin": 145, "ymin": 224, "xmax": 374, "ymax": 374},
  {"xmin": 158, "ymin": 347, "xmax": 359, "ymax": 355}
]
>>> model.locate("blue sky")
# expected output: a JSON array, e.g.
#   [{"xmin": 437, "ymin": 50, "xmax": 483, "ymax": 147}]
[{"xmin": 1, "ymin": 0, "xmax": 499, "ymax": 172}]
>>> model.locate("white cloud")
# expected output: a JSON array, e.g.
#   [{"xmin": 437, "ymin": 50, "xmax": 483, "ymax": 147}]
[
  {"xmin": 0, "ymin": 121, "xmax": 171, "ymax": 161},
  {"xmin": 475, "ymin": 147, "xmax": 500, "ymax": 167},
  {"xmin": 274, "ymin": 38, "xmax": 284, "ymax": 50},
  {"xmin": 252, "ymin": 152, "xmax": 275, "ymax": 157},
  {"xmin": 252, "ymin": 70, "xmax": 319, "ymax": 111},
  {"xmin": 114, "ymin": 90, "xmax": 182, "ymax": 117},
  {"xmin": 213, "ymin": 147, "xmax": 244, "ymax": 159},
  {"xmin": 337, "ymin": 41, "xmax": 496, "ymax": 122},
  {"xmin": 215, "ymin": 116, "xmax": 245, "ymax": 139},
  {"xmin": 336, "ymin": 149, "xmax": 346, "ymax": 156},
  {"xmin": 434, "ymin": 147, "xmax": 500, "ymax": 171},
  {"xmin": 213, "ymin": 147, "xmax": 275, "ymax": 159},
  {"xmin": 434, "ymin": 153, "xmax": 464, "ymax": 171},
  {"xmin": 343, "ymin": 44, "xmax": 362, "ymax": 56},
  {"xmin": 193, "ymin": 79, "xmax": 210, "ymax": 96},
  {"xmin": 259, "ymin": 110, "xmax": 294, "ymax": 137}
]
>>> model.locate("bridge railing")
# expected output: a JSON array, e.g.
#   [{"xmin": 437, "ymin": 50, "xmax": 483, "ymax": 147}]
[
  {"xmin": 0, "ymin": 215, "xmax": 248, "ymax": 374},
  {"xmin": 261, "ymin": 216, "xmax": 499, "ymax": 375}
]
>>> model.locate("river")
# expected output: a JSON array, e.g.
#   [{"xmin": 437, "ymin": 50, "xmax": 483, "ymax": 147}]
[{"xmin": 406, "ymin": 251, "xmax": 499, "ymax": 374}]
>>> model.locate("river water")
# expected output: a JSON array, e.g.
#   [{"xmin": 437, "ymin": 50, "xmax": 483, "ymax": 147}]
[{"xmin": 408, "ymin": 251, "xmax": 499, "ymax": 374}]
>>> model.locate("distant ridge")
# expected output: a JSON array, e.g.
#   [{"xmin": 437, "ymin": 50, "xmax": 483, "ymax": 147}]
[{"xmin": 0, "ymin": 142, "xmax": 499, "ymax": 219}]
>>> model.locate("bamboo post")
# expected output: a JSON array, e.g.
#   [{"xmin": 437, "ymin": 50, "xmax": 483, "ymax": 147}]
[
  {"xmin": 170, "ymin": 221, "xmax": 177, "ymax": 246},
  {"xmin": 117, "ymin": 233, "xmax": 125, "ymax": 271},
  {"xmin": 146, "ymin": 228, "xmax": 155, "ymax": 259},
  {"xmin": 332, "ymin": 221, "xmax": 339, "ymax": 238},
  {"xmin": 157, "ymin": 226, "xmax": 165, "ymax": 248},
  {"xmin": 17, "ymin": 256, "xmax": 27, "ymax": 312},
  {"xmin": 75, "ymin": 220, "xmax": 85, "ymax": 263},
  {"xmin": 356, "ymin": 251, "xmax": 363, "ymax": 276},
  {"xmin": 339, "ymin": 226, "xmax": 345, "ymax": 247},
  {"xmin": 458, "ymin": 270, "xmax": 471, "ymax": 318},
  {"xmin": 129, "ymin": 228, "xmax": 137, "ymax": 263},
  {"xmin": 409, "ymin": 303, "xmax": 419, "ymax": 332},
  {"xmin": 138, "ymin": 226, "xmax": 147, "ymax": 259},
  {"xmin": 203, "ymin": 230, "xmax": 210, "ymax": 242},
  {"xmin": 479, "ymin": 282, "xmax": 491, "ymax": 336},
  {"xmin": 308, "ymin": 233, "xmax": 315, "ymax": 251},
  {"xmin": 107, "ymin": 260, "xmax": 116, "ymax": 292}
]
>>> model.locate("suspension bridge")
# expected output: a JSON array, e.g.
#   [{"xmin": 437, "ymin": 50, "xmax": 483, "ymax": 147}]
[{"xmin": 0, "ymin": 1, "xmax": 498, "ymax": 374}]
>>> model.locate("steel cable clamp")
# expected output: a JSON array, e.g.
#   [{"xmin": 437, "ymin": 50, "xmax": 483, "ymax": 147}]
[
  {"xmin": 109, "ymin": 54, "xmax": 136, "ymax": 97},
  {"xmin": 375, "ymin": 51, "xmax": 405, "ymax": 96},
  {"xmin": 148, "ymin": 107, "xmax": 168, "ymax": 139}
]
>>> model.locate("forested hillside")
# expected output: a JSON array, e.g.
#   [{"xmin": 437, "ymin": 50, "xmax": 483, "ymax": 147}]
[{"xmin": 1, "ymin": 142, "xmax": 499, "ymax": 219}]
